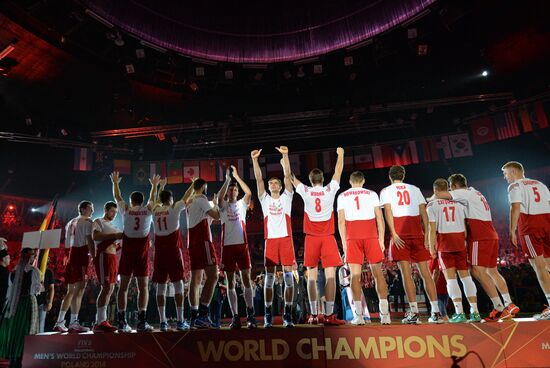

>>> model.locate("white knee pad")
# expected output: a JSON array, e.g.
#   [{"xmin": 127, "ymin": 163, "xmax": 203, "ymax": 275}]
[
  {"xmin": 265, "ymin": 273, "xmax": 275, "ymax": 289},
  {"xmin": 173, "ymin": 280, "xmax": 184, "ymax": 295},
  {"xmin": 156, "ymin": 283, "xmax": 167, "ymax": 297},
  {"xmin": 283, "ymin": 272, "xmax": 294, "ymax": 288},
  {"xmin": 446, "ymin": 278, "xmax": 461, "ymax": 300},
  {"xmin": 460, "ymin": 276, "xmax": 477, "ymax": 298}
]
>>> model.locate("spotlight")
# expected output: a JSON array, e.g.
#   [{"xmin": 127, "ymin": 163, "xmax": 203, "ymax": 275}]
[
  {"xmin": 481, "ymin": 70, "xmax": 489, "ymax": 77},
  {"xmin": 7, "ymin": 205, "xmax": 14, "ymax": 211},
  {"xmin": 31, "ymin": 208, "xmax": 38, "ymax": 213}
]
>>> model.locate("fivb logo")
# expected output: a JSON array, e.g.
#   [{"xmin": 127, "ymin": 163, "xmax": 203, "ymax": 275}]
[{"xmin": 542, "ymin": 342, "xmax": 550, "ymax": 350}]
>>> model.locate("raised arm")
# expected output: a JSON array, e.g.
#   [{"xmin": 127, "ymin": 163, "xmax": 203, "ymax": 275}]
[
  {"xmin": 181, "ymin": 179, "xmax": 196, "ymax": 204},
  {"xmin": 231, "ymin": 165, "xmax": 252, "ymax": 204},
  {"xmin": 251, "ymin": 149, "xmax": 265, "ymax": 198},
  {"xmin": 110, "ymin": 171, "xmax": 123, "ymax": 203},
  {"xmin": 374, "ymin": 206, "xmax": 385, "ymax": 252},
  {"xmin": 157, "ymin": 178, "xmax": 167, "ymax": 203},
  {"xmin": 207, "ymin": 193, "xmax": 221, "ymax": 220},
  {"xmin": 332, "ymin": 147, "xmax": 345, "ymax": 184},
  {"xmin": 276, "ymin": 146, "xmax": 293, "ymax": 193},
  {"xmin": 147, "ymin": 175, "xmax": 161, "ymax": 209},
  {"xmin": 217, "ymin": 169, "xmax": 232, "ymax": 208},
  {"xmin": 383, "ymin": 204, "xmax": 405, "ymax": 248}
]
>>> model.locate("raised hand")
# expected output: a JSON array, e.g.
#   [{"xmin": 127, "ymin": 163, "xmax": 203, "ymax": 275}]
[
  {"xmin": 225, "ymin": 168, "xmax": 231, "ymax": 181},
  {"xmin": 275, "ymin": 146, "xmax": 289, "ymax": 155},
  {"xmin": 230, "ymin": 165, "xmax": 239, "ymax": 178},
  {"xmin": 149, "ymin": 174, "xmax": 161, "ymax": 186},
  {"xmin": 110, "ymin": 171, "xmax": 121, "ymax": 184},
  {"xmin": 251, "ymin": 149, "xmax": 262, "ymax": 159},
  {"xmin": 336, "ymin": 147, "xmax": 344, "ymax": 156},
  {"xmin": 159, "ymin": 178, "xmax": 167, "ymax": 188},
  {"xmin": 212, "ymin": 193, "xmax": 219, "ymax": 207}
]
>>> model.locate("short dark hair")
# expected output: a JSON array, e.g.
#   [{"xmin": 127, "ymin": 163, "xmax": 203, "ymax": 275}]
[
  {"xmin": 228, "ymin": 182, "xmax": 238, "ymax": 190},
  {"xmin": 130, "ymin": 191, "xmax": 144, "ymax": 205},
  {"xmin": 268, "ymin": 177, "xmax": 282, "ymax": 186},
  {"xmin": 104, "ymin": 201, "xmax": 117, "ymax": 211},
  {"xmin": 389, "ymin": 166, "xmax": 405, "ymax": 181},
  {"xmin": 193, "ymin": 178, "xmax": 207, "ymax": 191},
  {"xmin": 350, "ymin": 171, "xmax": 365, "ymax": 183},
  {"xmin": 308, "ymin": 168, "xmax": 324, "ymax": 185},
  {"xmin": 78, "ymin": 201, "xmax": 92, "ymax": 215},
  {"xmin": 433, "ymin": 178, "xmax": 448, "ymax": 191},
  {"xmin": 448, "ymin": 174, "xmax": 467, "ymax": 188},
  {"xmin": 159, "ymin": 190, "xmax": 173, "ymax": 204}
]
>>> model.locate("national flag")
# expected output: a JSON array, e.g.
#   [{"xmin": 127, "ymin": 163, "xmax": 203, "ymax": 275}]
[
  {"xmin": 200, "ymin": 160, "xmax": 217, "ymax": 182},
  {"xmin": 249, "ymin": 157, "xmax": 266, "ymax": 180},
  {"xmin": 132, "ymin": 161, "xmax": 150, "ymax": 186},
  {"xmin": 519, "ymin": 108, "xmax": 533, "ymax": 133},
  {"xmin": 531, "ymin": 102, "xmax": 549, "ymax": 129},
  {"xmin": 113, "ymin": 159, "xmax": 131, "ymax": 175},
  {"xmin": 372, "ymin": 141, "xmax": 419, "ymax": 168},
  {"xmin": 167, "ymin": 160, "xmax": 183, "ymax": 184},
  {"xmin": 470, "ymin": 117, "xmax": 496, "ymax": 145},
  {"xmin": 344, "ymin": 155, "xmax": 354, "ymax": 172},
  {"xmin": 494, "ymin": 112, "xmax": 520, "ymax": 140},
  {"xmin": 149, "ymin": 161, "xmax": 166, "ymax": 178},
  {"xmin": 420, "ymin": 136, "xmax": 452, "ymax": 162},
  {"xmin": 353, "ymin": 149, "xmax": 374, "ymax": 170},
  {"xmin": 448, "ymin": 133, "xmax": 473, "ymax": 157},
  {"xmin": 73, "ymin": 148, "xmax": 93, "ymax": 171},
  {"xmin": 37, "ymin": 198, "xmax": 57, "ymax": 281},
  {"xmin": 183, "ymin": 161, "xmax": 199, "ymax": 183},
  {"xmin": 289, "ymin": 154, "xmax": 301, "ymax": 176},
  {"xmin": 218, "ymin": 159, "xmax": 244, "ymax": 181}
]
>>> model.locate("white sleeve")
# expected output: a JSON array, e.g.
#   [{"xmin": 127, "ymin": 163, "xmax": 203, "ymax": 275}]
[
  {"xmin": 295, "ymin": 183, "xmax": 306, "ymax": 198},
  {"xmin": 84, "ymin": 219, "xmax": 93, "ymax": 236},
  {"xmin": 174, "ymin": 200, "xmax": 186, "ymax": 213},
  {"xmin": 507, "ymin": 184, "xmax": 522, "ymax": 204},
  {"xmin": 415, "ymin": 187, "xmax": 427, "ymax": 205},
  {"xmin": 116, "ymin": 200, "xmax": 127, "ymax": 214},
  {"xmin": 329, "ymin": 180, "xmax": 340, "ymax": 192},
  {"xmin": 336, "ymin": 195, "xmax": 344, "ymax": 211},
  {"xmin": 379, "ymin": 188, "xmax": 389, "ymax": 205},
  {"xmin": 284, "ymin": 189, "xmax": 294, "ymax": 199},
  {"xmin": 199, "ymin": 197, "xmax": 214, "ymax": 212},
  {"xmin": 427, "ymin": 205, "xmax": 436, "ymax": 222},
  {"xmin": 449, "ymin": 190, "xmax": 469, "ymax": 206},
  {"xmin": 91, "ymin": 219, "xmax": 102, "ymax": 233}
]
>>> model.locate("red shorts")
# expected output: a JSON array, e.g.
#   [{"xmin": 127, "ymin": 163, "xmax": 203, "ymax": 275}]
[
  {"xmin": 264, "ymin": 236, "xmax": 296, "ymax": 267},
  {"xmin": 221, "ymin": 244, "xmax": 251, "ymax": 273},
  {"xmin": 438, "ymin": 250, "xmax": 468, "ymax": 271},
  {"xmin": 94, "ymin": 252, "xmax": 118, "ymax": 285},
  {"xmin": 65, "ymin": 246, "xmax": 90, "ymax": 284},
  {"xmin": 304, "ymin": 235, "xmax": 343, "ymax": 268},
  {"xmin": 468, "ymin": 239, "xmax": 498, "ymax": 268},
  {"xmin": 189, "ymin": 239, "xmax": 218, "ymax": 271},
  {"xmin": 346, "ymin": 238, "xmax": 384, "ymax": 265},
  {"xmin": 152, "ymin": 231, "xmax": 185, "ymax": 283},
  {"xmin": 389, "ymin": 237, "xmax": 431, "ymax": 263},
  {"xmin": 519, "ymin": 231, "xmax": 550, "ymax": 259},
  {"xmin": 118, "ymin": 235, "xmax": 150, "ymax": 277}
]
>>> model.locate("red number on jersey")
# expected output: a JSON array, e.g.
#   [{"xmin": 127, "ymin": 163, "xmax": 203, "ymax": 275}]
[
  {"xmin": 156, "ymin": 217, "xmax": 168, "ymax": 231},
  {"xmin": 533, "ymin": 187, "xmax": 541, "ymax": 203},
  {"xmin": 133, "ymin": 217, "xmax": 140, "ymax": 231},
  {"xmin": 354, "ymin": 196, "xmax": 360, "ymax": 210},
  {"xmin": 397, "ymin": 190, "xmax": 411, "ymax": 206},
  {"xmin": 443, "ymin": 206, "xmax": 456, "ymax": 222},
  {"xmin": 315, "ymin": 198, "xmax": 322, "ymax": 213}
]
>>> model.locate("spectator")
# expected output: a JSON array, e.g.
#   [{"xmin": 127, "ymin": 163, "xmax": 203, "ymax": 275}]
[{"xmin": 37, "ymin": 267, "xmax": 55, "ymax": 333}]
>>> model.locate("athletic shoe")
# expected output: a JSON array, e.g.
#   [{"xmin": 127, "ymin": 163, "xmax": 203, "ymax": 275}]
[
  {"xmin": 483, "ymin": 309, "xmax": 503, "ymax": 322},
  {"xmin": 159, "ymin": 321, "xmax": 169, "ymax": 332},
  {"xmin": 229, "ymin": 315, "xmax": 242, "ymax": 330},
  {"xmin": 323, "ymin": 313, "xmax": 345, "ymax": 326},
  {"xmin": 53, "ymin": 322, "xmax": 68, "ymax": 333},
  {"xmin": 136, "ymin": 321, "xmax": 154, "ymax": 332},
  {"xmin": 263, "ymin": 313, "xmax": 273, "ymax": 328},
  {"xmin": 449, "ymin": 313, "xmax": 467, "ymax": 323},
  {"xmin": 283, "ymin": 313, "xmax": 294, "ymax": 328},
  {"xmin": 68, "ymin": 320, "xmax": 90, "ymax": 333},
  {"xmin": 118, "ymin": 322, "xmax": 132, "ymax": 333},
  {"xmin": 534, "ymin": 307, "xmax": 550, "ymax": 321},
  {"xmin": 364, "ymin": 317, "xmax": 372, "ymax": 324},
  {"xmin": 500, "ymin": 303, "xmax": 520, "ymax": 320},
  {"xmin": 401, "ymin": 312, "xmax": 421, "ymax": 325},
  {"xmin": 351, "ymin": 315, "xmax": 365, "ymax": 326},
  {"xmin": 468, "ymin": 312, "xmax": 482, "ymax": 323},
  {"xmin": 246, "ymin": 315, "xmax": 257, "ymax": 329},
  {"xmin": 380, "ymin": 313, "xmax": 391, "ymax": 325},
  {"xmin": 428, "ymin": 312, "xmax": 444, "ymax": 324},
  {"xmin": 194, "ymin": 316, "xmax": 213, "ymax": 329},
  {"xmin": 176, "ymin": 320, "xmax": 190, "ymax": 330},
  {"xmin": 93, "ymin": 321, "xmax": 117, "ymax": 333},
  {"xmin": 307, "ymin": 315, "xmax": 319, "ymax": 325}
]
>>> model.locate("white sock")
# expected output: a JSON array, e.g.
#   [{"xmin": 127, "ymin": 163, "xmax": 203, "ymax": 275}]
[
  {"xmin": 410, "ymin": 301, "xmax": 419, "ymax": 314},
  {"xmin": 379, "ymin": 299, "xmax": 389, "ymax": 315},
  {"xmin": 501, "ymin": 293, "xmax": 512, "ymax": 306},
  {"xmin": 70, "ymin": 313, "xmax": 78, "ymax": 324},
  {"xmin": 191, "ymin": 305, "xmax": 198, "ymax": 311},
  {"xmin": 430, "ymin": 301, "xmax": 440, "ymax": 313},
  {"xmin": 491, "ymin": 297, "xmax": 504, "ymax": 311},
  {"xmin": 57, "ymin": 310, "xmax": 67, "ymax": 324},
  {"xmin": 325, "ymin": 301, "xmax": 334, "ymax": 316},
  {"xmin": 470, "ymin": 302, "xmax": 479, "ymax": 314},
  {"xmin": 310, "ymin": 300, "xmax": 318, "ymax": 315},
  {"xmin": 228, "ymin": 288, "xmax": 238, "ymax": 316},
  {"xmin": 265, "ymin": 301, "xmax": 272, "ymax": 308},
  {"xmin": 353, "ymin": 301, "xmax": 362, "ymax": 317},
  {"xmin": 244, "ymin": 288, "xmax": 254, "ymax": 309},
  {"xmin": 96, "ymin": 306, "xmax": 107, "ymax": 324},
  {"xmin": 158, "ymin": 306, "xmax": 167, "ymax": 323},
  {"xmin": 177, "ymin": 307, "xmax": 184, "ymax": 322},
  {"xmin": 453, "ymin": 301, "xmax": 464, "ymax": 314}
]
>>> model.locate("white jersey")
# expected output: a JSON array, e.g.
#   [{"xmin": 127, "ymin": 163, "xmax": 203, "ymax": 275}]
[
  {"xmin": 92, "ymin": 218, "xmax": 120, "ymax": 247},
  {"xmin": 117, "ymin": 200, "xmax": 153, "ymax": 238},
  {"xmin": 153, "ymin": 200, "xmax": 186, "ymax": 236},
  {"xmin": 187, "ymin": 196, "xmax": 213, "ymax": 229},
  {"xmin": 449, "ymin": 187, "xmax": 492, "ymax": 221},
  {"xmin": 380, "ymin": 182, "xmax": 426, "ymax": 237},
  {"xmin": 337, "ymin": 188, "xmax": 380, "ymax": 239},
  {"xmin": 220, "ymin": 199, "xmax": 248, "ymax": 246},
  {"xmin": 65, "ymin": 216, "xmax": 93, "ymax": 248},
  {"xmin": 508, "ymin": 178, "xmax": 550, "ymax": 216},
  {"xmin": 296, "ymin": 180, "xmax": 339, "ymax": 235},
  {"xmin": 427, "ymin": 200, "xmax": 467, "ymax": 234},
  {"xmin": 260, "ymin": 190, "xmax": 293, "ymax": 239}
]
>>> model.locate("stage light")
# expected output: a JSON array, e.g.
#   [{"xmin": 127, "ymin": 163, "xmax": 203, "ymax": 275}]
[
  {"xmin": 31, "ymin": 208, "xmax": 38, "ymax": 212},
  {"xmin": 482, "ymin": 70, "xmax": 489, "ymax": 77},
  {"xmin": 195, "ymin": 67, "xmax": 205, "ymax": 77},
  {"xmin": 224, "ymin": 70, "xmax": 234, "ymax": 80},
  {"xmin": 7, "ymin": 205, "xmax": 14, "ymax": 211}
]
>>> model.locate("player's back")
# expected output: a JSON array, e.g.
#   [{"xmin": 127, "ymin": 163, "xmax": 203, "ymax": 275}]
[
  {"xmin": 380, "ymin": 182, "xmax": 426, "ymax": 238},
  {"xmin": 450, "ymin": 187, "xmax": 498, "ymax": 240},
  {"xmin": 337, "ymin": 187, "xmax": 379, "ymax": 239},
  {"xmin": 119, "ymin": 201, "xmax": 153, "ymax": 238},
  {"xmin": 508, "ymin": 178, "xmax": 550, "ymax": 233},
  {"xmin": 427, "ymin": 199, "xmax": 466, "ymax": 252},
  {"xmin": 65, "ymin": 216, "xmax": 92, "ymax": 248},
  {"xmin": 187, "ymin": 195, "xmax": 213, "ymax": 242},
  {"xmin": 296, "ymin": 180, "xmax": 340, "ymax": 235},
  {"xmin": 153, "ymin": 201, "xmax": 185, "ymax": 236}
]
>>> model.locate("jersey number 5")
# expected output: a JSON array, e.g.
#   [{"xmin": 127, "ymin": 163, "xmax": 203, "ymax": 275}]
[{"xmin": 532, "ymin": 187, "xmax": 541, "ymax": 203}]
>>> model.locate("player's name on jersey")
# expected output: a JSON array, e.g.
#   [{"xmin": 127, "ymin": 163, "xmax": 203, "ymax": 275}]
[
  {"xmin": 127, "ymin": 210, "xmax": 149, "ymax": 216},
  {"xmin": 342, "ymin": 189, "xmax": 370, "ymax": 197}
]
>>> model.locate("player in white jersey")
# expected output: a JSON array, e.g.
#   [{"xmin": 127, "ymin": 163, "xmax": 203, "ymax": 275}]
[
  {"xmin": 428, "ymin": 179, "xmax": 480, "ymax": 323},
  {"xmin": 252, "ymin": 147, "xmax": 296, "ymax": 328},
  {"xmin": 290, "ymin": 147, "xmax": 345, "ymax": 326},
  {"xmin": 110, "ymin": 171, "xmax": 159, "ymax": 332},
  {"xmin": 380, "ymin": 165, "xmax": 441, "ymax": 324},
  {"xmin": 54, "ymin": 201, "xmax": 94, "ymax": 333},
  {"xmin": 434, "ymin": 173, "xmax": 519, "ymax": 321},
  {"xmin": 91, "ymin": 202, "xmax": 123, "ymax": 332},
  {"xmin": 502, "ymin": 161, "xmax": 550, "ymax": 320},
  {"xmin": 337, "ymin": 171, "xmax": 391, "ymax": 325},
  {"xmin": 217, "ymin": 166, "xmax": 257, "ymax": 329},
  {"xmin": 152, "ymin": 179, "xmax": 194, "ymax": 331},
  {"xmin": 187, "ymin": 178, "xmax": 221, "ymax": 329}
]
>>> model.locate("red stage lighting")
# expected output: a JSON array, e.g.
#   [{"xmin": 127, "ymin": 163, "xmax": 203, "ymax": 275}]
[{"xmin": 7, "ymin": 205, "xmax": 14, "ymax": 211}]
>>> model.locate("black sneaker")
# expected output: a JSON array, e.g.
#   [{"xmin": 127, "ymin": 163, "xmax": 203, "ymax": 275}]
[
  {"xmin": 283, "ymin": 313, "xmax": 294, "ymax": 328},
  {"xmin": 246, "ymin": 314, "xmax": 257, "ymax": 329},
  {"xmin": 401, "ymin": 312, "xmax": 421, "ymax": 325},
  {"xmin": 137, "ymin": 321, "xmax": 154, "ymax": 332},
  {"xmin": 264, "ymin": 313, "xmax": 273, "ymax": 328},
  {"xmin": 229, "ymin": 315, "xmax": 242, "ymax": 330}
]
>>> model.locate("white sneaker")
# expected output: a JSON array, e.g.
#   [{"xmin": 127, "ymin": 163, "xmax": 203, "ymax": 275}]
[
  {"xmin": 68, "ymin": 320, "xmax": 90, "ymax": 333},
  {"xmin": 380, "ymin": 313, "xmax": 391, "ymax": 325},
  {"xmin": 53, "ymin": 322, "xmax": 68, "ymax": 333},
  {"xmin": 351, "ymin": 315, "xmax": 366, "ymax": 325}
]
